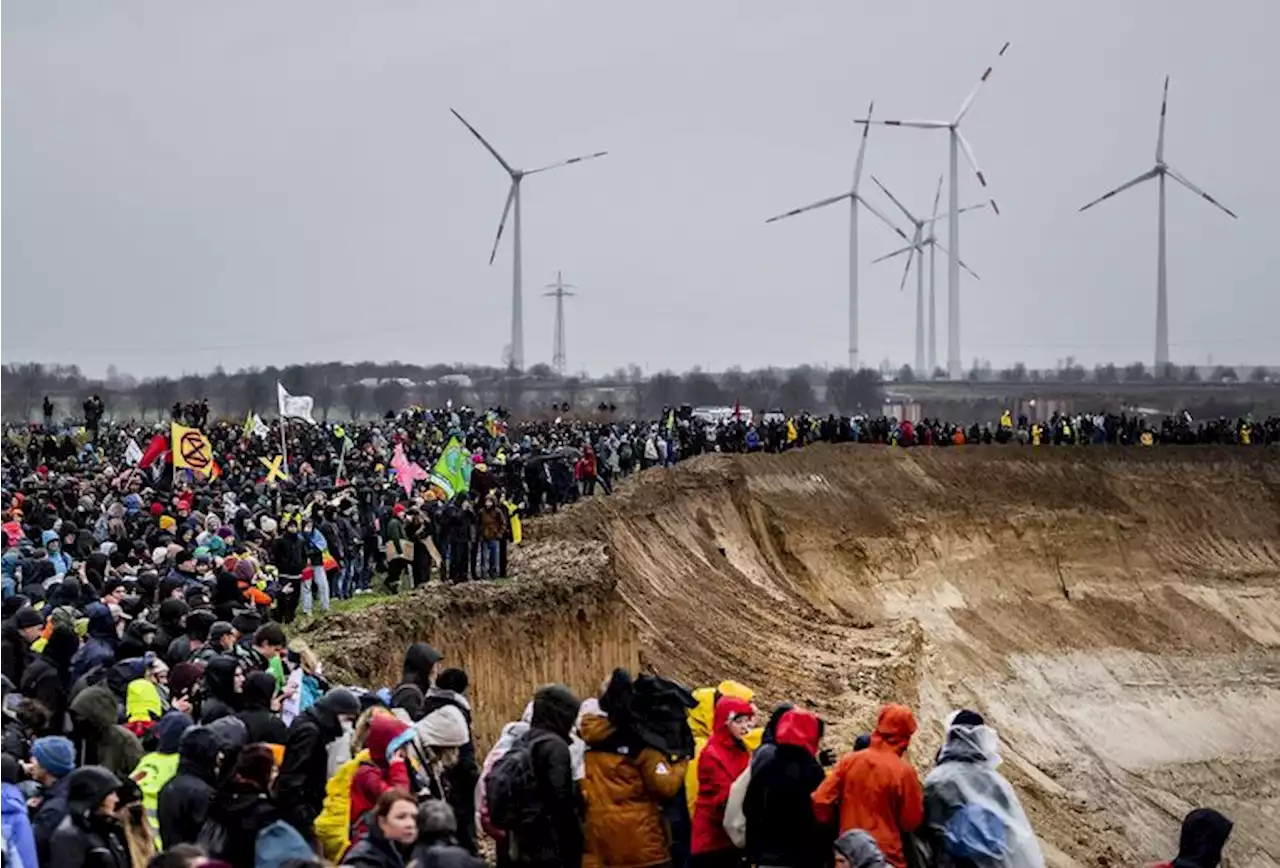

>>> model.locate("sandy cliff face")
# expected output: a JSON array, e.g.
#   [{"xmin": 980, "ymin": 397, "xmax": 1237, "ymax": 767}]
[{"xmin": 315, "ymin": 445, "xmax": 1280, "ymax": 866}]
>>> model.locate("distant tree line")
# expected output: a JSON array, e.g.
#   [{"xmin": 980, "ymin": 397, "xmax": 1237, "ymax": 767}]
[{"xmin": 1, "ymin": 360, "xmax": 890, "ymax": 423}]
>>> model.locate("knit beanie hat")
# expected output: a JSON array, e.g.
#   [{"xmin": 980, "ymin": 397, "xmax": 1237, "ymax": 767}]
[{"xmin": 32, "ymin": 736, "xmax": 76, "ymax": 778}]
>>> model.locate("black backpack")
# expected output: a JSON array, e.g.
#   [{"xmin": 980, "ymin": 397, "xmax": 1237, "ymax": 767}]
[{"xmin": 484, "ymin": 734, "xmax": 541, "ymax": 831}]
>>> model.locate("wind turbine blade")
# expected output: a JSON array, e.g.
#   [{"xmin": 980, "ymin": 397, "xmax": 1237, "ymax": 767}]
[
  {"xmin": 854, "ymin": 193, "xmax": 911, "ymax": 241},
  {"xmin": 954, "ymin": 41, "xmax": 1010, "ymax": 125},
  {"xmin": 450, "ymin": 109, "xmax": 514, "ymax": 175},
  {"xmin": 933, "ymin": 241, "xmax": 981, "ymax": 280},
  {"xmin": 488, "ymin": 183, "xmax": 517, "ymax": 265},
  {"xmin": 871, "ymin": 243, "xmax": 914, "ymax": 264},
  {"xmin": 854, "ymin": 118, "xmax": 950, "ymax": 129},
  {"xmin": 852, "ymin": 100, "xmax": 874, "ymax": 192},
  {"xmin": 1165, "ymin": 165, "xmax": 1238, "ymax": 219},
  {"xmin": 871, "ymin": 175, "xmax": 918, "ymax": 225},
  {"xmin": 525, "ymin": 151, "xmax": 608, "ymax": 175},
  {"xmin": 1156, "ymin": 75, "xmax": 1169, "ymax": 163},
  {"xmin": 765, "ymin": 192, "xmax": 852, "ymax": 223},
  {"xmin": 929, "ymin": 175, "xmax": 943, "ymax": 222},
  {"xmin": 898, "ymin": 237, "xmax": 915, "ymax": 292},
  {"xmin": 1077, "ymin": 168, "xmax": 1159, "ymax": 212},
  {"xmin": 927, "ymin": 202, "xmax": 989, "ymax": 227},
  {"xmin": 955, "ymin": 130, "xmax": 989, "ymax": 188}
]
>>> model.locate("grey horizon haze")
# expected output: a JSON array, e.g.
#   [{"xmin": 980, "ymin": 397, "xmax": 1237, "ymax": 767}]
[{"xmin": 3, "ymin": 1, "xmax": 1277, "ymax": 380}]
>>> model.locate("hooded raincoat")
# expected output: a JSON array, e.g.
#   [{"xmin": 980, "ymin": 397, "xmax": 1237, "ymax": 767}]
[
  {"xmin": 691, "ymin": 695, "xmax": 754, "ymax": 857},
  {"xmin": 812, "ymin": 704, "xmax": 923, "ymax": 868},
  {"xmin": 923, "ymin": 721, "xmax": 1043, "ymax": 868}
]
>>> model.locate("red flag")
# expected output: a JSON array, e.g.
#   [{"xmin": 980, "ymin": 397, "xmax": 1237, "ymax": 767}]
[
  {"xmin": 733, "ymin": 399, "xmax": 741, "ymax": 420},
  {"xmin": 137, "ymin": 433, "xmax": 168, "ymax": 468}
]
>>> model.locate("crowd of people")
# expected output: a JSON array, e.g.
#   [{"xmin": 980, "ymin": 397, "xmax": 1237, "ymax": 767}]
[{"xmin": 0, "ymin": 399, "xmax": 1259, "ymax": 866}]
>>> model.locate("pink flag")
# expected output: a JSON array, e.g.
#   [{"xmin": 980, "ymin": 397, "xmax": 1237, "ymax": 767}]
[{"xmin": 390, "ymin": 443, "xmax": 428, "ymax": 497}]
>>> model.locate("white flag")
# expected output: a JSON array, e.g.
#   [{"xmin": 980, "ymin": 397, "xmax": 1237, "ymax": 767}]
[
  {"xmin": 251, "ymin": 413, "xmax": 270, "ymax": 439},
  {"xmin": 125, "ymin": 438, "xmax": 144, "ymax": 466},
  {"xmin": 277, "ymin": 382, "xmax": 317, "ymax": 425}
]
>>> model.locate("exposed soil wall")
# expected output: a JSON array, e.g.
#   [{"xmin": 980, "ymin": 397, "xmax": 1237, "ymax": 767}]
[{"xmin": 313, "ymin": 446, "xmax": 1280, "ymax": 866}]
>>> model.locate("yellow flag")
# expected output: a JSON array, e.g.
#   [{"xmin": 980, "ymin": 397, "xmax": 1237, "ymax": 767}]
[{"xmin": 171, "ymin": 423, "xmax": 214, "ymax": 475}]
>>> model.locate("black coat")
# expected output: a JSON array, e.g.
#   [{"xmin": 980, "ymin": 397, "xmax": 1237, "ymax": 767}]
[
  {"xmin": 1, "ymin": 619, "xmax": 33, "ymax": 687},
  {"xmin": 204, "ymin": 783, "xmax": 281, "ymax": 868},
  {"xmin": 420, "ymin": 690, "xmax": 480, "ymax": 855},
  {"xmin": 237, "ymin": 671, "xmax": 288, "ymax": 745},
  {"xmin": 509, "ymin": 685, "xmax": 583, "ymax": 868},
  {"xmin": 271, "ymin": 533, "xmax": 308, "ymax": 576},
  {"xmin": 20, "ymin": 656, "xmax": 72, "ymax": 735},
  {"xmin": 274, "ymin": 699, "xmax": 344, "ymax": 833},
  {"xmin": 342, "ymin": 821, "xmax": 411, "ymax": 868},
  {"xmin": 157, "ymin": 728, "xmax": 221, "ymax": 848},
  {"xmin": 743, "ymin": 743, "xmax": 827, "ymax": 868},
  {"xmin": 49, "ymin": 813, "xmax": 130, "ymax": 868},
  {"xmin": 31, "ymin": 773, "xmax": 73, "ymax": 865}
]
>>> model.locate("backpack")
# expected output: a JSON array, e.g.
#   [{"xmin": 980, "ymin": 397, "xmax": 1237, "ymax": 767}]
[
  {"xmin": 944, "ymin": 803, "xmax": 1007, "ymax": 859},
  {"xmin": 484, "ymin": 734, "xmax": 541, "ymax": 831},
  {"xmin": 196, "ymin": 814, "xmax": 230, "ymax": 859}
]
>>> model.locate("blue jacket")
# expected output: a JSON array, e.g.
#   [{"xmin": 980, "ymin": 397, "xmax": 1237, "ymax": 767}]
[{"xmin": 3, "ymin": 781, "xmax": 39, "ymax": 868}]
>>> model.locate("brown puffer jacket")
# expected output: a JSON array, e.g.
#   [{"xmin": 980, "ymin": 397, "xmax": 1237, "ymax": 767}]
[{"xmin": 580, "ymin": 711, "xmax": 689, "ymax": 868}]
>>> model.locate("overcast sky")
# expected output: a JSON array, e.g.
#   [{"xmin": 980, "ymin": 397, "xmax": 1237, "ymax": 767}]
[{"xmin": 4, "ymin": 1, "xmax": 1278, "ymax": 379}]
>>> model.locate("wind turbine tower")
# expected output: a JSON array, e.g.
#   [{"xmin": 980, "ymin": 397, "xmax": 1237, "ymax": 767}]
[
  {"xmin": 1078, "ymin": 76, "xmax": 1237, "ymax": 371},
  {"xmin": 766, "ymin": 102, "xmax": 910, "ymax": 370},
  {"xmin": 450, "ymin": 109, "xmax": 607, "ymax": 370},
  {"xmin": 543, "ymin": 271, "xmax": 576, "ymax": 375},
  {"xmin": 871, "ymin": 177, "xmax": 983, "ymax": 374},
  {"xmin": 856, "ymin": 42, "xmax": 1008, "ymax": 378}
]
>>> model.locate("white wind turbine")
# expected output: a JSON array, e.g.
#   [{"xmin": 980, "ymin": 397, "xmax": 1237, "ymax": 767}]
[
  {"xmin": 871, "ymin": 176, "xmax": 982, "ymax": 374},
  {"xmin": 1078, "ymin": 76, "xmax": 1238, "ymax": 372},
  {"xmin": 765, "ymin": 102, "xmax": 910, "ymax": 371},
  {"xmin": 872, "ymin": 178, "xmax": 988, "ymax": 373},
  {"xmin": 450, "ymin": 109, "xmax": 607, "ymax": 371},
  {"xmin": 856, "ymin": 42, "xmax": 1009, "ymax": 378}
]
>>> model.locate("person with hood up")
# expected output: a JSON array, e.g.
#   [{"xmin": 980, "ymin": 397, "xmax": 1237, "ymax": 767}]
[
  {"xmin": 685, "ymin": 681, "xmax": 761, "ymax": 819},
  {"xmin": 316, "ymin": 707, "xmax": 389, "ymax": 862},
  {"xmin": 349, "ymin": 713, "xmax": 412, "ymax": 844},
  {"xmin": 156, "ymin": 725, "xmax": 221, "ymax": 848},
  {"xmin": 923, "ymin": 710, "xmax": 1043, "ymax": 868},
  {"xmin": 42, "ymin": 529, "xmax": 73, "ymax": 577},
  {"xmin": 341, "ymin": 787, "xmax": 420, "ymax": 868},
  {"xmin": 391, "ymin": 641, "xmax": 443, "ymax": 721},
  {"xmin": 812, "ymin": 704, "xmax": 923, "ymax": 868},
  {"xmin": 198, "ymin": 655, "xmax": 244, "ymax": 724},
  {"xmin": 70, "ymin": 602, "xmax": 119, "ymax": 683},
  {"xmin": 21, "ymin": 623, "xmax": 80, "ymax": 737},
  {"xmin": 200, "ymin": 742, "xmax": 282, "ymax": 868},
  {"xmin": 1151, "ymin": 808, "xmax": 1233, "ymax": 868},
  {"xmin": 26, "ymin": 735, "xmax": 78, "ymax": 862},
  {"xmin": 68, "ymin": 685, "xmax": 144, "ymax": 778},
  {"xmin": 129, "ymin": 711, "xmax": 192, "ymax": 846},
  {"xmin": 2, "ymin": 754, "xmax": 38, "ymax": 868},
  {"xmin": 150, "ymin": 599, "xmax": 188, "ymax": 661},
  {"xmin": 411, "ymin": 799, "xmax": 486, "ymax": 868},
  {"xmin": 579, "ymin": 669, "xmax": 690, "ymax": 868},
  {"xmin": 742, "ymin": 708, "xmax": 827, "ymax": 868},
  {"xmin": 125, "ymin": 653, "xmax": 172, "ymax": 728},
  {"xmin": 275, "ymin": 687, "xmax": 362, "ymax": 839},
  {"xmin": 48, "ymin": 765, "xmax": 130, "ymax": 868},
  {"xmin": 691, "ymin": 695, "xmax": 755, "ymax": 868},
  {"xmin": 1, "ymin": 605, "xmax": 44, "ymax": 687},
  {"xmin": 832, "ymin": 830, "xmax": 887, "ymax": 868},
  {"xmin": 505, "ymin": 684, "xmax": 583, "ymax": 868},
  {"xmin": 237, "ymin": 670, "xmax": 288, "ymax": 745}
]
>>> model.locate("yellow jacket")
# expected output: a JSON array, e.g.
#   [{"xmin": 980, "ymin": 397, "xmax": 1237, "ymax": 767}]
[
  {"xmin": 126, "ymin": 679, "xmax": 164, "ymax": 724},
  {"xmin": 684, "ymin": 682, "xmax": 761, "ymax": 817},
  {"xmin": 315, "ymin": 748, "xmax": 369, "ymax": 862}
]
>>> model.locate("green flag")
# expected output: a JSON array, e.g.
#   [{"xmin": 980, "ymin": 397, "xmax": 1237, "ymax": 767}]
[{"xmin": 430, "ymin": 436, "xmax": 473, "ymax": 499}]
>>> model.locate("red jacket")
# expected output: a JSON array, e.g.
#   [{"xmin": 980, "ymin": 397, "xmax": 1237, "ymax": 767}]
[
  {"xmin": 349, "ymin": 714, "xmax": 410, "ymax": 841},
  {"xmin": 812, "ymin": 705, "xmax": 923, "ymax": 868},
  {"xmin": 692, "ymin": 696, "xmax": 754, "ymax": 855}
]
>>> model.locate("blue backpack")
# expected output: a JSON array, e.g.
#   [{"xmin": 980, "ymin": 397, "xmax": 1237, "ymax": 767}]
[{"xmin": 944, "ymin": 803, "xmax": 1007, "ymax": 859}]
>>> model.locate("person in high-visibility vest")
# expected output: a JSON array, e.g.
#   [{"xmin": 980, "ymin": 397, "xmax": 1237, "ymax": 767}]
[{"xmin": 130, "ymin": 712, "xmax": 193, "ymax": 847}]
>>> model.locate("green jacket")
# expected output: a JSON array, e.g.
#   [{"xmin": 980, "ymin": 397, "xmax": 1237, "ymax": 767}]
[{"xmin": 69, "ymin": 686, "xmax": 144, "ymax": 779}]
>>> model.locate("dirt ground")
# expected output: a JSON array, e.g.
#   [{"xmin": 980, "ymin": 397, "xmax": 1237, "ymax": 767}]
[{"xmin": 313, "ymin": 445, "xmax": 1280, "ymax": 866}]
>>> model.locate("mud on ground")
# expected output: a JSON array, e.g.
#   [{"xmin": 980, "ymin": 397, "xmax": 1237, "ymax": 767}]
[{"xmin": 307, "ymin": 446, "xmax": 1280, "ymax": 867}]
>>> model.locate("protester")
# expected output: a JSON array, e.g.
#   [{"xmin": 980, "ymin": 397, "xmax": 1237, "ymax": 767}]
[
  {"xmin": 69, "ymin": 686, "xmax": 145, "ymax": 779},
  {"xmin": 1, "ymin": 754, "xmax": 37, "ymax": 868},
  {"xmin": 341, "ymin": 788, "xmax": 420, "ymax": 868},
  {"xmin": 391, "ymin": 642, "xmax": 443, "ymax": 722},
  {"xmin": 832, "ymin": 830, "xmax": 887, "ymax": 868},
  {"xmin": 1153, "ymin": 808, "xmax": 1233, "ymax": 868},
  {"xmin": 691, "ymin": 695, "xmax": 755, "ymax": 868},
  {"xmin": 48, "ymin": 765, "xmax": 129, "ymax": 868},
  {"xmin": 742, "ymin": 708, "xmax": 827, "ymax": 868},
  {"xmin": 813, "ymin": 705, "xmax": 923, "ymax": 868},
  {"xmin": 200, "ymin": 742, "xmax": 281, "ymax": 867},
  {"xmin": 349, "ymin": 713, "xmax": 411, "ymax": 844},
  {"xmin": 156, "ymin": 726, "xmax": 221, "ymax": 849},
  {"xmin": 923, "ymin": 709, "xmax": 1043, "ymax": 868},
  {"xmin": 579, "ymin": 669, "xmax": 689, "ymax": 868},
  {"xmin": 275, "ymin": 687, "xmax": 361, "ymax": 839},
  {"xmin": 129, "ymin": 712, "xmax": 192, "ymax": 846}
]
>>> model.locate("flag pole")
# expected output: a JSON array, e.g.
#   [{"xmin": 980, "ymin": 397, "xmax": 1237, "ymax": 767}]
[{"xmin": 280, "ymin": 417, "xmax": 289, "ymax": 474}]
